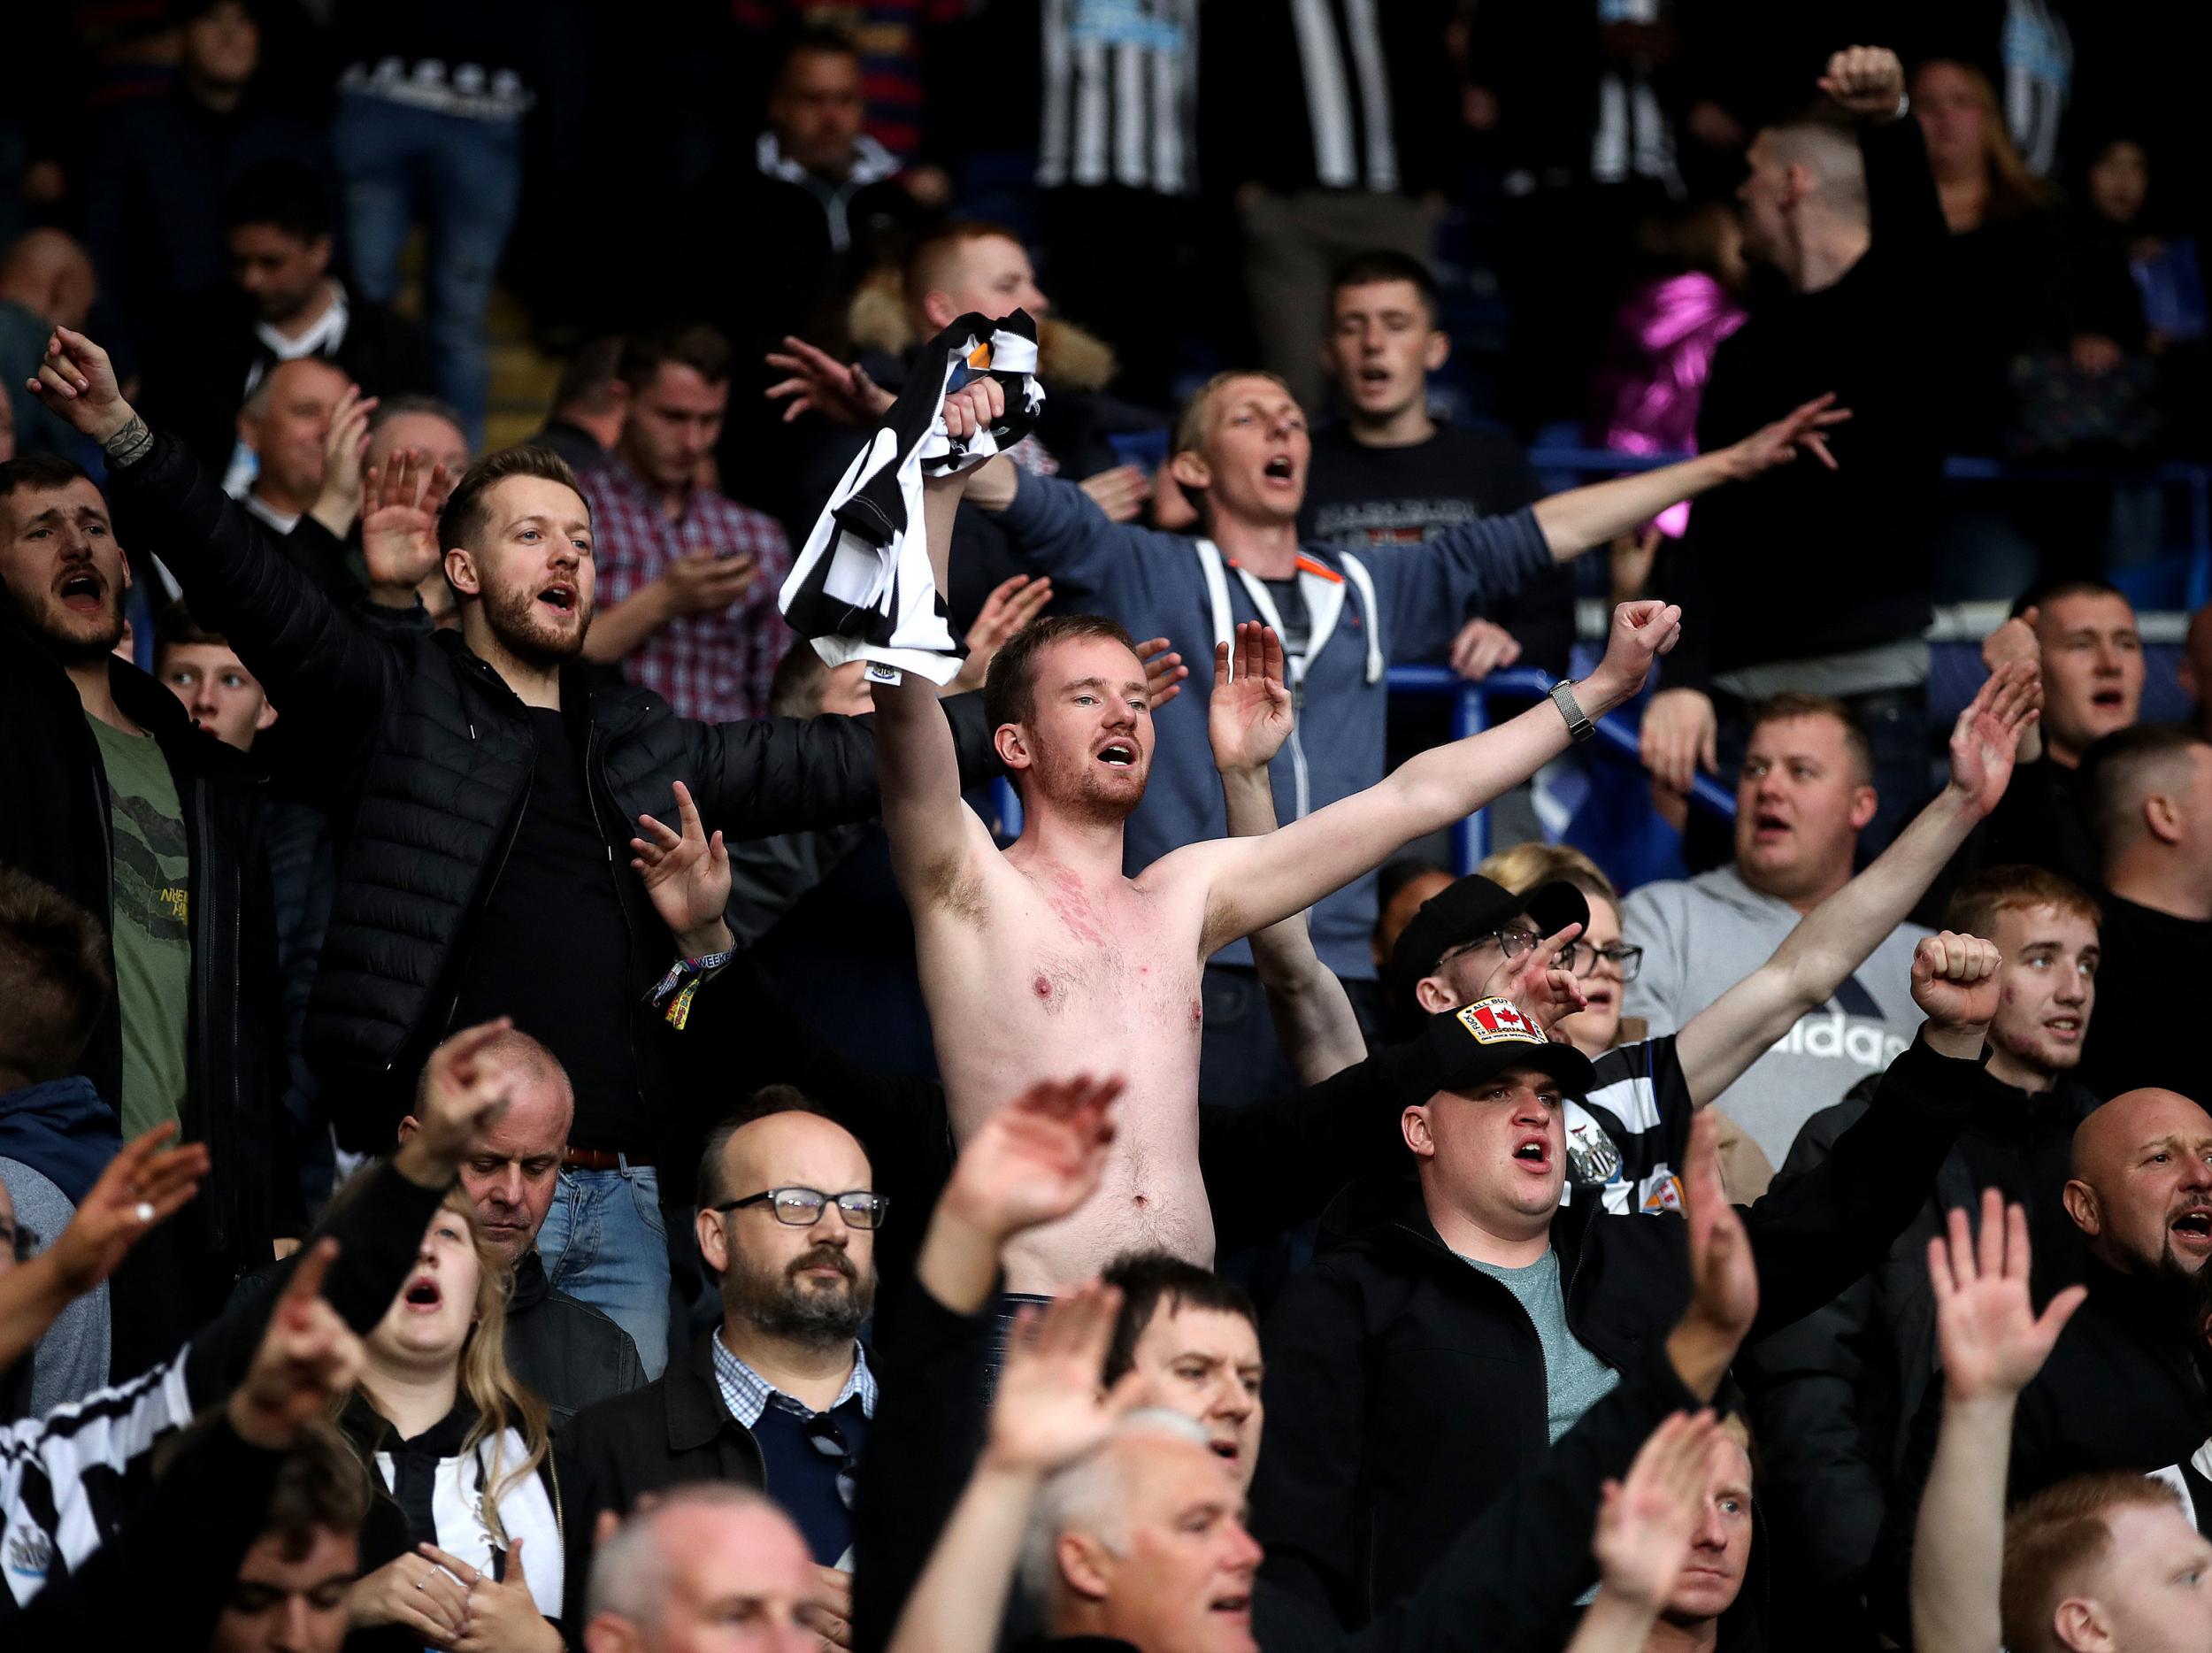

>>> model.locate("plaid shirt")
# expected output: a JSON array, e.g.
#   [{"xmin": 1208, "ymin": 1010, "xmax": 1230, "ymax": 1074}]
[
  {"xmin": 711, "ymin": 1327, "xmax": 878, "ymax": 1430},
  {"xmin": 582, "ymin": 456, "xmax": 795, "ymax": 722}
]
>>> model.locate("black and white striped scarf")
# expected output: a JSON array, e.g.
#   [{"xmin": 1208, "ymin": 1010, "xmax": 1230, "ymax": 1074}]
[{"xmin": 779, "ymin": 310, "xmax": 1044, "ymax": 686}]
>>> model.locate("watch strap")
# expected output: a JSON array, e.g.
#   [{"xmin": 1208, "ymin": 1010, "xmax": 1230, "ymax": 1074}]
[{"xmin": 1548, "ymin": 680, "xmax": 1595, "ymax": 743}]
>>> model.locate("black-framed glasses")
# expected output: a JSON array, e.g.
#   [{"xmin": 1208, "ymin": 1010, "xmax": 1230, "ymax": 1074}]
[
  {"xmin": 1566, "ymin": 942, "xmax": 1643, "ymax": 983},
  {"xmin": 714, "ymin": 1188, "xmax": 889, "ymax": 1230},
  {"xmin": 801, "ymin": 1408, "xmax": 858, "ymax": 1510},
  {"xmin": 0, "ymin": 1219, "xmax": 38, "ymax": 1263}
]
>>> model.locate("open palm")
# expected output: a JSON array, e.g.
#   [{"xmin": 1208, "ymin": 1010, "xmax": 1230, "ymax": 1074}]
[
  {"xmin": 987, "ymin": 1285, "xmax": 1144, "ymax": 1475},
  {"xmin": 361, "ymin": 450, "xmax": 451, "ymax": 589},
  {"xmin": 1930, "ymin": 1191, "xmax": 2085, "ymax": 1403},
  {"xmin": 947, "ymin": 1075, "xmax": 1122, "ymax": 1238},
  {"xmin": 630, "ymin": 780, "xmax": 729, "ymax": 942},
  {"xmin": 1947, "ymin": 661, "xmax": 2039, "ymax": 815},
  {"xmin": 1209, "ymin": 622, "xmax": 1294, "ymax": 773}
]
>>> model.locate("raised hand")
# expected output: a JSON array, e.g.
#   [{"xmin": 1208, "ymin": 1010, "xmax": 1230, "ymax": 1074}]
[
  {"xmin": 1911, "ymin": 931, "xmax": 2002, "ymax": 1050},
  {"xmin": 941, "ymin": 1074, "xmax": 1123, "ymax": 1242},
  {"xmin": 1980, "ymin": 609, "xmax": 2046, "ymax": 764},
  {"xmin": 1930, "ymin": 1189, "xmax": 2085, "ymax": 1405},
  {"xmin": 764, "ymin": 335, "xmax": 895, "ymax": 427},
  {"xmin": 1720, "ymin": 392, "xmax": 1852, "ymax": 478},
  {"xmin": 1640, "ymin": 687, "xmax": 1717, "ymax": 796},
  {"xmin": 362, "ymin": 448, "xmax": 454, "ymax": 599},
  {"xmin": 985, "ymin": 1282, "xmax": 1145, "ymax": 1477},
  {"xmin": 1589, "ymin": 600, "xmax": 1684, "ymax": 711},
  {"xmin": 227, "ymin": 1239, "xmax": 365, "ymax": 1449},
  {"xmin": 1079, "ymin": 465, "xmax": 1153, "ymax": 525},
  {"xmin": 1678, "ymin": 1111, "xmax": 1757, "ymax": 1344},
  {"xmin": 311, "ymin": 383, "xmax": 378, "ymax": 533},
  {"xmin": 941, "ymin": 378, "xmax": 1006, "ymax": 445},
  {"xmin": 397, "ymin": 1019, "xmax": 518, "ymax": 1180},
  {"xmin": 1483, "ymin": 922, "xmax": 1588, "ymax": 1034},
  {"xmin": 27, "ymin": 326, "xmax": 134, "ymax": 443},
  {"xmin": 1448, "ymin": 616, "xmax": 1524, "ymax": 682},
  {"xmin": 950, "ymin": 573, "xmax": 1055, "ymax": 695},
  {"xmin": 631, "ymin": 780, "xmax": 732, "ymax": 956},
  {"xmin": 47, "ymin": 1122, "xmax": 209, "ymax": 1294},
  {"xmin": 1945, "ymin": 660, "xmax": 2041, "ymax": 817},
  {"xmin": 1136, "ymin": 637, "xmax": 1188, "ymax": 711},
  {"xmin": 1817, "ymin": 45, "xmax": 1907, "ymax": 119},
  {"xmin": 1208, "ymin": 622, "xmax": 1294, "ymax": 775},
  {"xmin": 1593, "ymin": 1411, "xmax": 1724, "ymax": 1611}
]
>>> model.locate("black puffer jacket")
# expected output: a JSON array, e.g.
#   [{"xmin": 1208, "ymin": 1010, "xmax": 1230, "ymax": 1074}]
[
  {"xmin": 0, "ymin": 606, "xmax": 283, "ymax": 1270},
  {"xmin": 104, "ymin": 429, "xmax": 1001, "ymax": 1149}
]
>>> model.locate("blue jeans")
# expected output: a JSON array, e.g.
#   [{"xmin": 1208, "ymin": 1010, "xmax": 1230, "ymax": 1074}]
[
  {"xmin": 536, "ymin": 1163, "xmax": 672, "ymax": 1381},
  {"xmin": 330, "ymin": 92, "xmax": 522, "ymax": 442}
]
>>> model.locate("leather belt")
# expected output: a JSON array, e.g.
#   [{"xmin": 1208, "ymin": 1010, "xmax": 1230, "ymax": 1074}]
[{"xmin": 561, "ymin": 1146, "xmax": 654, "ymax": 1172}]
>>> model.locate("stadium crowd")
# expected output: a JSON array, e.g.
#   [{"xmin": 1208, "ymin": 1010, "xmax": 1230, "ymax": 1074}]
[{"xmin": 5, "ymin": 4, "xmax": 2212, "ymax": 1653}]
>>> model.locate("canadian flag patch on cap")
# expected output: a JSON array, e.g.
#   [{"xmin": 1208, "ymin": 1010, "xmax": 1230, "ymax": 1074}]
[{"xmin": 1454, "ymin": 996, "xmax": 1544, "ymax": 1047}]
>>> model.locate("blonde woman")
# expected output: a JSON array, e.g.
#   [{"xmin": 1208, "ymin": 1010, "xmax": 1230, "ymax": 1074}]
[{"xmin": 342, "ymin": 1188, "xmax": 580, "ymax": 1651}]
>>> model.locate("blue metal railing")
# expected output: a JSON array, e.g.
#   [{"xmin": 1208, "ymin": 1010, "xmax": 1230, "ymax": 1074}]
[{"xmin": 1385, "ymin": 665, "xmax": 1734, "ymax": 872}]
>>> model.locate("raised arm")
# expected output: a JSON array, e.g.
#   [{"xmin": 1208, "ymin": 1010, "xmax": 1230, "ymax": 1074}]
[
  {"xmin": 1910, "ymin": 1193, "xmax": 2085, "ymax": 1653},
  {"xmin": 1674, "ymin": 665, "xmax": 2039, "ymax": 1105},
  {"xmin": 29, "ymin": 326, "xmax": 398, "ymax": 742},
  {"xmin": 886, "ymin": 1286, "xmax": 1141, "ymax": 1653},
  {"xmin": 1210, "ymin": 624, "xmax": 1367, "ymax": 1083},
  {"xmin": 0, "ymin": 1125, "xmax": 206, "ymax": 1376},
  {"xmin": 1528, "ymin": 395, "xmax": 1849, "ymax": 561},
  {"xmin": 873, "ymin": 427, "xmax": 1006, "ymax": 903},
  {"xmin": 1198, "ymin": 600, "xmax": 1681, "ymax": 950}
]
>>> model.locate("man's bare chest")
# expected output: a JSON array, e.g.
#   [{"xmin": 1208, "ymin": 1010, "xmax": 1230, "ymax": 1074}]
[{"xmin": 969, "ymin": 868, "xmax": 1205, "ymax": 1033}]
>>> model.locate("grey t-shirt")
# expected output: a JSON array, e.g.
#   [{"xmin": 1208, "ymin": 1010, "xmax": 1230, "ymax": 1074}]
[
  {"xmin": 0, "ymin": 1158, "xmax": 108, "ymax": 1414},
  {"xmin": 1461, "ymin": 1248, "xmax": 1620, "ymax": 1442}
]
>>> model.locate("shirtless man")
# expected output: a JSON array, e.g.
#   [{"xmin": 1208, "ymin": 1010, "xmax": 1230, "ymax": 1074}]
[{"xmin": 874, "ymin": 379, "xmax": 1685, "ymax": 1294}]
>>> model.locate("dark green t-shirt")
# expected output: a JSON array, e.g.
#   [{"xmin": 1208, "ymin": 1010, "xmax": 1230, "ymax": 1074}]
[{"xmin": 88, "ymin": 716, "xmax": 190, "ymax": 1136}]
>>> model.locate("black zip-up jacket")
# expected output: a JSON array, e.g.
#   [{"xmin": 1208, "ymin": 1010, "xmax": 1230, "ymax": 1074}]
[
  {"xmin": 0, "ymin": 608, "xmax": 284, "ymax": 1272},
  {"xmin": 1739, "ymin": 1065, "xmax": 2095, "ymax": 1641},
  {"xmin": 1248, "ymin": 1034, "xmax": 1978, "ymax": 1629},
  {"xmin": 101, "ymin": 427, "xmax": 1002, "ymax": 1153},
  {"xmin": 1869, "ymin": 1251, "xmax": 2212, "ymax": 1639},
  {"xmin": 565, "ymin": 1326, "xmax": 771, "ymax": 1535}
]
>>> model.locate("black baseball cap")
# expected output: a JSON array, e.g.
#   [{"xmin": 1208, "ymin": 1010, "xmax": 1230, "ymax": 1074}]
[
  {"xmin": 1388, "ymin": 996, "xmax": 1598, "ymax": 1110},
  {"xmin": 1386, "ymin": 874, "xmax": 1590, "ymax": 1034}
]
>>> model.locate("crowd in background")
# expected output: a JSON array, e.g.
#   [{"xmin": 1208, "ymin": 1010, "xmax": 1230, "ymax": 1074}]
[{"xmin": 5, "ymin": 4, "xmax": 2212, "ymax": 1653}]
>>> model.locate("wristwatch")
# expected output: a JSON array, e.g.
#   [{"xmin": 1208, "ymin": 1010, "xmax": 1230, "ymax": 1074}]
[{"xmin": 1548, "ymin": 680, "xmax": 1594, "ymax": 743}]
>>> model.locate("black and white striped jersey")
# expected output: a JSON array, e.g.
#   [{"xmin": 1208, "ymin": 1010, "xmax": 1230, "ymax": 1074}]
[{"xmin": 1037, "ymin": 0, "xmax": 1202, "ymax": 196}]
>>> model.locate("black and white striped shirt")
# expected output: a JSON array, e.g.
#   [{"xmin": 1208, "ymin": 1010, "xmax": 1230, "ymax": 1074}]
[
  {"xmin": 1286, "ymin": 0, "xmax": 1399, "ymax": 193},
  {"xmin": 0, "ymin": 1351, "xmax": 199, "ymax": 1610},
  {"xmin": 1560, "ymin": 1034, "xmax": 1696, "ymax": 1218},
  {"xmin": 1037, "ymin": 0, "xmax": 1202, "ymax": 196}
]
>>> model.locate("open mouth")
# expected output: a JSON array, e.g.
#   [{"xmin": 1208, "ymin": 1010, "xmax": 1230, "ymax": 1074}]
[
  {"xmin": 1262, "ymin": 456, "xmax": 1295, "ymax": 482},
  {"xmin": 538, "ymin": 582, "xmax": 578, "ymax": 614},
  {"xmin": 2090, "ymin": 688, "xmax": 2125, "ymax": 709},
  {"xmin": 56, "ymin": 570, "xmax": 104, "ymax": 612},
  {"xmin": 1209, "ymin": 1595, "xmax": 1251, "ymax": 1617},
  {"xmin": 1512, "ymin": 1136, "xmax": 1551, "ymax": 1169},
  {"xmin": 402, "ymin": 1274, "xmax": 443, "ymax": 1310},
  {"xmin": 2043, "ymin": 1017, "xmax": 2082, "ymax": 1040},
  {"xmin": 2171, "ymin": 1209, "xmax": 2212, "ymax": 1245},
  {"xmin": 1097, "ymin": 742, "xmax": 1137, "ymax": 767},
  {"xmin": 1358, "ymin": 365, "xmax": 1391, "ymax": 386},
  {"xmin": 1752, "ymin": 810, "xmax": 1789, "ymax": 838},
  {"xmin": 1209, "ymin": 1440, "xmax": 1240, "ymax": 1463}
]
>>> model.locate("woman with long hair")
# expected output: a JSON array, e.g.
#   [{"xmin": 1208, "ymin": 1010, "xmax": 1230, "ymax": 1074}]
[{"xmin": 341, "ymin": 1187, "xmax": 580, "ymax": 1651}]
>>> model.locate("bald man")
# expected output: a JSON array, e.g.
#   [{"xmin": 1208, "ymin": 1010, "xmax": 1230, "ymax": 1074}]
[
  {"xmin": 585, "ymin": 1484, "xmax": 826, "ymax": 1653},
  {"xmin": 1876, "ymin": 1086, "xmax": 2212, "ymax": 1618},
  {"xmin": 569, "ymin": 1092, "xmax": 880, "ymax": 1576},
  {"xmin": 0, "ymin": 229, "xmax": 96, "ymax": 460},
  {"xmin": 235, "ymin": 357, "xmax": 349, "ymax": 536},
  {"xmin": 396, "ymin": 1027, "xmax": 646, "ymax": 1426}
]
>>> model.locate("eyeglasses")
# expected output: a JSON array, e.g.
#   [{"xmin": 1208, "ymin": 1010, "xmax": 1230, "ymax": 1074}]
[
  {"xmin": 0, "ymin": 1219, "xmax": 38, "ymax": 1264},
  {"xmin": 714, "ymin": 1188, "xmax": 889, "ymax": 1230},
  {"xmin": 1438, "ymin": 927, "xmax": 1541, "ymax": 969},
  {"xmin": 1565, "ymin": 942, "xmax": 1643, "ymax": 983},
  {"xmin": 801, "ymin": 1408, "xmax": 858, "ymax": 1510}
]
